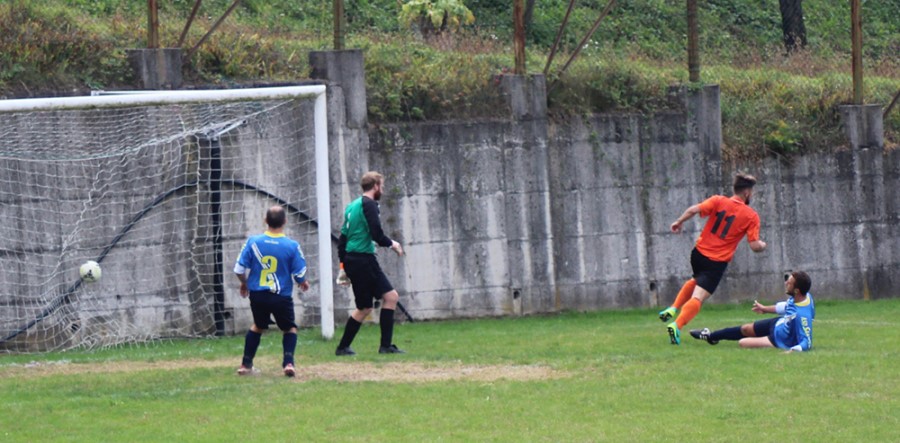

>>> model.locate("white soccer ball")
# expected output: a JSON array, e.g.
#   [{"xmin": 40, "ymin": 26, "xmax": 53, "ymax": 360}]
[{"xmin": 79, "ymin": 260, "xmax": 102, "ymax": 283}]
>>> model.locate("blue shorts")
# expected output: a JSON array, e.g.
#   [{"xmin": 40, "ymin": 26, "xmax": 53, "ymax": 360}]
[
  {"xmin": 343, "ymin": 253, "xmax": 394, "ymax": 310},
  {"xmin": 752, "ymin": 317, "xmax": 778, "ymax": 346},
  {"xmin": 249, "ymin": 291, "xmax": 296, "ymax": 331}
]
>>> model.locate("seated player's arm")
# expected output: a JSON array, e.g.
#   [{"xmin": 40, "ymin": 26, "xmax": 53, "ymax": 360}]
[{"xmin": 751, "ymin": 300, "xmax": 777, "ymax": 314}]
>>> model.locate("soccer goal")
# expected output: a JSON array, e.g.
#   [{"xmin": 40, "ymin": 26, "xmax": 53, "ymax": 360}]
[{"xmin": 0, "ymin": 86, "xmax": 335, "ymax": 352}]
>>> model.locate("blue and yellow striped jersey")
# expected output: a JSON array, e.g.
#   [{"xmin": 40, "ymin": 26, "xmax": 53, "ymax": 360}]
[{"xmin": 234, "ymin": 232, "xmax": 307, "ymax": 297}]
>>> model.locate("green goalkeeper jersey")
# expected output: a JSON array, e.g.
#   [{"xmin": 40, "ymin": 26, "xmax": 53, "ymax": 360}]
[{"xmin": 338, "ymin": 196, "xmax": 393, "ymax": 260}]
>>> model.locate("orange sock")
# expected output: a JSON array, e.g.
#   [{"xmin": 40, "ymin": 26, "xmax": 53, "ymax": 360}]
[
  {"xmin": 676, "ymin": 298, "xmax": 702, "ymax": 329},
  {"xmin": 672, "ymin": 279, "xmax": 696, "ymax": 309}
]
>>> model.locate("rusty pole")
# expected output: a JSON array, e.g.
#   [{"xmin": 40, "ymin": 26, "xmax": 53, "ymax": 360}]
[
  {"xmin": 148, "ymin": 0, "xmax": 160, "ymax": 49},
  {"xmin": 544, "ymin": 0, "xmax": 576, "ymax": 76},
  {"xmin": 178, "ymin": 0, "xmax": 203, "ymax": 48},
  {"xmin": 547, "ymin": 0, "xmax": 617, "ymax": 93},
  {"xmin": 514, "ymin": 0, "xmax": 526, "ymax": 75},
  {"xmin": 851, "ymin": 0, "xmax": 863, "ymax": 104},
  {"xmin": 687, "ymin": 0, "xmax": 700, "ymax": 83},
  {"xmin": 334, "ymin": 0, "xmax": 345, "ymax": 50},
  {"xmin": 186, "ymin": 0, "xmax": 242, "ymax": 59},
  {"xmin": 885, "ymin": 89, "xmax": 900, "ymax": 119}
]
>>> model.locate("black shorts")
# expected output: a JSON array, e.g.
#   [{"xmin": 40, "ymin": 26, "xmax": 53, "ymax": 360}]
[
  {"xmin": 691, "ymin": 248, "xmax": 729, "ymax": 294},
  {"xmin": 752, "ymin": 317, "xmax": 778, "ymax": 346},
  {"xmin": 343, "ymin": 253, "xmax": 394, "ymax": 310},
  {"xmin": 249, "ymin": 291, "xmax": 296, "ymax": 331}
]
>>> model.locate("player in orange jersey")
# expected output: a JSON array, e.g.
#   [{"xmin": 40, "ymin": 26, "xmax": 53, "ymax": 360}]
[{"xmin": 659, "ymin": 173, "xmax": 767, "ymax": 344}]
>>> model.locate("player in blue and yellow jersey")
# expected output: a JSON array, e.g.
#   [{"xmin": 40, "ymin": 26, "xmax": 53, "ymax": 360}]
[
  {"xmin": 660, "ymin": 173, "xmax": 768, "ymax": 344},
  {"xmin": 691, "ymin": 271, "xmax": 814, "ymax": 352},
  {"xmin": 234, "ymin": 206, "xmax": 310, "ymax": 377},
  {"xmin": 335, "ymin": 171, "xmax": 406, "ymax": 356}
]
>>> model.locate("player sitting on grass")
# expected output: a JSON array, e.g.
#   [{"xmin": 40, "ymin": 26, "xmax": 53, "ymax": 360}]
[{"xmin": 691, "ymin": 271, "xmax": 814, "ymax": 352}]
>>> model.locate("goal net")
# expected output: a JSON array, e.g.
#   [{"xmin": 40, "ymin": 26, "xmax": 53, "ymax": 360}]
[{"xmin": 0, "ymin": 86, "xmax": 334, "ymax": 353}]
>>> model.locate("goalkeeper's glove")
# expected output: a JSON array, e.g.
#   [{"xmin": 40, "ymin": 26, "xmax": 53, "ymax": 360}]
[{"xmin": 336, "ymin": 263, "xmax": 351, "ymax": 287}]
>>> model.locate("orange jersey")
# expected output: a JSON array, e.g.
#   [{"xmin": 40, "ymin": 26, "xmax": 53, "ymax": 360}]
[{"xmin": 695, "ymin": 195, "xmax": 760, "ymax": 262}]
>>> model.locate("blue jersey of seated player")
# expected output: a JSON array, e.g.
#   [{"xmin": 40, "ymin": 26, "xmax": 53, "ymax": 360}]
[
  {"xmin": 772, "ymin": 293, "xmax": 815, "ymax": 352},
  {"xmin": 234, "ymin": 232, "xmax": 307, "ymax": 296}
]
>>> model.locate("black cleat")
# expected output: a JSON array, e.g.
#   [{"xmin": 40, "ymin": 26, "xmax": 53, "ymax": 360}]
[
  {"xmin": 378, "ymin": 344, "xmax": 406, "ymax": 354},
  {"xmin": 335, "ymin": 346, "xmax": 356, "ymax": 356},
  {"xmin": 689, "ymin": 328, "xmax": 719, "ymax": 345}
]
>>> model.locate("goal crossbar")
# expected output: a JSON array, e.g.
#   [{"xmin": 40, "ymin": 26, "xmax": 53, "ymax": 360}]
[{"xmin": 0, "ymin": 85, "xmax": 326, "ymax": 112}]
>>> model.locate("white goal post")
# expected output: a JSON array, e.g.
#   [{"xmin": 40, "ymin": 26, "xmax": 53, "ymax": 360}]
[{"xmin": 0, "ymin": 85, "xmax": 335, "ymax": 352}]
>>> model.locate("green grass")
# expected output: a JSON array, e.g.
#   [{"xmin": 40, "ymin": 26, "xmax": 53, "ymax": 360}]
[{"xmin": 2, "ymin": 298, "xmax": 898, "ymax": 441}]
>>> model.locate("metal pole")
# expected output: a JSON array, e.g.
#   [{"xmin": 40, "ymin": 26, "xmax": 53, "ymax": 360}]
[
  {"xmin": 884, "ymin": 89, "xmax": 900, "ymax": 119},
  {"xmin": 544, "ymin": 0, "xmax": 577, "ymax": 76},
  {"xmin": 687, "ymin": 0, "xmax": 700, "ymax": 83},
  {"xmin": 148, "ymin": 0, "xmax": 160, "ymax": 49},
  {"xmin": 334, "ymin": 0, "xmax": 345, "ymax": 50},
  {"xmin": 313, "ymin": 93, "xmax": 335, "ymax": 339},
  {"xmin": 851, "ymin": 0, "xmax": 863, "ymax": 104},
  {"xmin": 186, "ymin": 0, "xmax": 242, "ymax": 59},
  {"xmin": 206, "ymin": 136, "xmax": 226, "ymax": 336},
  {"xmin": 514, "ymin": 0, "xmax": 526, "ymax": 75},
  {"xmin": 548, "ymin": 0, "xmax": 617, "ymax": 93},
  {"xmin": 178, "ymin": 0, "xmax": 203, "ymax": 48}
]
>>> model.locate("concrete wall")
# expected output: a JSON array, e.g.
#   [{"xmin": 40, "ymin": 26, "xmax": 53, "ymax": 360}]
[{"xmin": 360, "ymin": 86, "xmax": 898, "ymax": 321}]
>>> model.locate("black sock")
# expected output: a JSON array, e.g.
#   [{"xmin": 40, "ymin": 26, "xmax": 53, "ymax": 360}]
[
  {"xmin": 242, "ymin": 330, "xmax": 262, "ymax": 367},
  {"xmin": 282, "ymin": 332, "xmax": 297, "ymax": 367},
  {"xmin": 710, "ymin": 326, "xmax": 744, "ymax": 342},
  {"xmin": 338, "ymin": 317, "xmax": 362, "ymax": 349},
  {"xmin": 380, "ymin": 308, "xmax": 395, "ymax": 348}
]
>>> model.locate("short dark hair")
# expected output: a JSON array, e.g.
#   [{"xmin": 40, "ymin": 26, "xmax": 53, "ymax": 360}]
[
  {"xmin": 265, "ymin": 206, "xmax": 286, "ymax": 229},
  {"xmin": 792, "ymin": 271, "xmax": 811, "ymax": 295},
  {"xmin": 733, "ymin": 173, "xmax": 757, "ymax": 193},
  {"xmin": 361, "ymin": 171, "xmax": 384, "ymax": 191}
]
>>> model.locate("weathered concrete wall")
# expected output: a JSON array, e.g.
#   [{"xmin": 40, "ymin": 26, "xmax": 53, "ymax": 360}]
[
  {"xmin": 717, "ymin": 148, "xmax": 900, "ymax": 303},
  {"xmin": 361, "ymin": 86, "xmax": 898, "ymax": 320}
]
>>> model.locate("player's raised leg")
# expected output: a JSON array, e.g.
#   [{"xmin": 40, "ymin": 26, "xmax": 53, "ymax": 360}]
[{"xmin": 659, "ymin": 278, "xmax": 697, "ymax": 322}]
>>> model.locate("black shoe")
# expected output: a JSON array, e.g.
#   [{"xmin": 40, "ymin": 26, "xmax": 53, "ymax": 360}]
[
  {"xmin": 378, "ymin": 344, "xmax": 406, "ymax": 354},
  {"xmin": 689, "ymin": 328, "xmax": 718, "ymax": 345},
  {"xmin": 335, "ymin": 346, "xmax": 356, "ymax": 356}
]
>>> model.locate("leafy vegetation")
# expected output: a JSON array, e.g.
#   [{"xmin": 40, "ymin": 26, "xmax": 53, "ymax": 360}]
[{"xmin": 0, "ymin": 0, "xmax": 897, "ymax": 157}]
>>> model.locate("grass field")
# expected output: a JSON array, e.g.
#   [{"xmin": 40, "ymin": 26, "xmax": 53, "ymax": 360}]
[{"xmin": 1, "ymin": 298, "xmax": 898, "ymax": 442}]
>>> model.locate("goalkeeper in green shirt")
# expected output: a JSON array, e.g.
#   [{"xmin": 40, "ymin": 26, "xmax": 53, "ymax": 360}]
[{"xmin": 335, "ymin": 171, "xmax": 406, "ymax": 355}]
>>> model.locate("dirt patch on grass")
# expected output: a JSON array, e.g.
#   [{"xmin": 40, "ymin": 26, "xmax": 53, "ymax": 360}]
[
  {"xmin": 293, "ymin": 362, "xmax": 567, "ymax": 383},
  {"xmin": 0, "ymin": 358, "xmax": 568, "ymax": 383}
]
